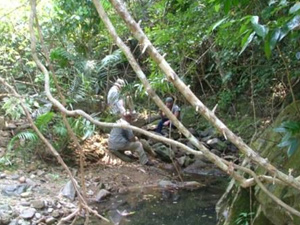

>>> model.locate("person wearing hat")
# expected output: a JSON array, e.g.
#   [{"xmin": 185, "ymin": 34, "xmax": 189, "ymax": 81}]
[
  {"xmin": 108, "ymin": 112, "xmax": 154, "ymax": 166},
  {"xmin": 156, "ymin": 97, "xmax": 180, "ymax": 134},
  {"xmin": 107, "ymin": 79, "xmax": 126, "ymax": 116}
]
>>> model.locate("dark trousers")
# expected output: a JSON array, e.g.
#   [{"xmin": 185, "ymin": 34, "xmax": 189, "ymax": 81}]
[{"xmin": 156, "ymin": 118, "xmax": 176, "ymax": 134}]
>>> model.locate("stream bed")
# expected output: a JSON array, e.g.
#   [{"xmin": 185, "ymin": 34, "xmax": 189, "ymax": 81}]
[{"xmin": 88, "ymin": 174, "xmax": 228, "ymax": 225}]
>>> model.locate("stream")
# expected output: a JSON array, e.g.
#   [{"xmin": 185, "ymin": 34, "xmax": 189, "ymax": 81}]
[{"xmin": 86, "ymin": 174, "xmax": 228, "ymax": 225}]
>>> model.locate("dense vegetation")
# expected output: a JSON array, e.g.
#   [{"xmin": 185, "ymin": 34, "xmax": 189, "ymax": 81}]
[{"xmin": 1, "ymin": 0, "xmax": 300, "ymax": 224}]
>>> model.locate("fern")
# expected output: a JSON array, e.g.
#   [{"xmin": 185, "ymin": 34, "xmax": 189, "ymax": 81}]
[
  {"xmin": 7, "ymin": 130, "xmax": 38, "ymax": 151},
  {"xmin": 35, "ymin": 112, "xmax": 54, "ymax": 129}
]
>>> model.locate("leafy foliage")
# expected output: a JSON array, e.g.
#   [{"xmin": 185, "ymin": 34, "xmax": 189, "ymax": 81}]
[
  {"xmin": 235, "ymin": 212, "xmax": 254, "ymax": 225},
  {"xmin": 275, "ymin": 121, "xmax": 300, "ymax": 157}
]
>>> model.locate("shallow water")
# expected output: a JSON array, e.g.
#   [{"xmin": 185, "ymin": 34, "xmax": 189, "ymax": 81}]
[{"xmin": 88, "ymin": 175, "xmax": 227, "ymax": 225}]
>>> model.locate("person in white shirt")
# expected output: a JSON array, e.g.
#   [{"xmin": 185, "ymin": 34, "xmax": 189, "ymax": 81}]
[{"xmin": 107, "ymin": 79, "xmax": 126, "ymax": 116}]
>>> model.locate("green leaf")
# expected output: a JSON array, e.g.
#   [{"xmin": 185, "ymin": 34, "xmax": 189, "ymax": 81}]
[
  {"xmin": 35, "ymin": 112, "xmax": 54, "ymax": 129},
  {"xmin": 287, "ymin": 138, "xmax": 299, "ymax": 157},
  {"xmin": 289, "ymin": 2, "xmax": 300, "ymax": 14},
  {"xmin": 278, "ymin": 139, "xmax": 292, "ymax": 148},
  {"xmin": 239, "ymin": 31, "xmax": 255, "ymax": 55},
  {"xmin": 251, "ymin": 16, "xmax": 269, "ymax": 38},
  {"xmin": 264, "ymin": 38, "xmax": 271, "ymax": 58},
  {"xmin": 279, "ymin": 15, "xmax": 300, "ymax": 41},
  {"xmin": 224, "ymin": 0, "xmax": 231, "ymax": 14},
  {"xmin": 270, "ymin": 29, "xmax": 281, "ymax": 49},
  {"xmin": 209, "ymin": 18, "xmax": 227, "ymax": 32}
]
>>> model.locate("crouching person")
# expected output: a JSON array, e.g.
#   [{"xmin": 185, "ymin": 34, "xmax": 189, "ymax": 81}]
[{"xmin": 108, "ymin": 112, "xmax": 153, "ymax": 166}]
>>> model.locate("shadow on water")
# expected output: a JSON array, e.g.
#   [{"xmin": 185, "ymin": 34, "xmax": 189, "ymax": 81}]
[{"xmin": 83, "ymin": 174, "xmax": 228, "ymax": 225}]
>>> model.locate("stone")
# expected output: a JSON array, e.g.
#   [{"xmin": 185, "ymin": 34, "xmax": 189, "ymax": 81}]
[
  {"xmin": 60, "ymin": 180, "xmax": 77, "ymax": 201},
  {"xmin": 10, "ymin": 174, "xmax": 20, "ymax": 180},
  {"xmin": 0, "ymin": 173, "xmax": 6, "ymax": 179},
  {"xmin": 177, "ymin": 156, "xmax": 186, "ymax": 166},
  {"xmin": 199, "ymin": 127, "xmax": 216, "ymax": 138},
  {"xmin": 158, "ymin": 180, "xmax": 176, "ymax": 189},
  {"xmin": 206, "ymin": 138, "xmax": 227, "ymax": 152},
  {"xmin": 25, "ymin": 178, "xmax": 36, "ymax": 187},
  {"xmin": 45, "ymin": 217, "xmax": 55, "ymax": 224},
  {"xmin": 51, "ymin": 210, "xmax": 60, "ymax": 218},
  {"xmin": 31, "ymin": 200, "xmax": 45, "ymax": 209},
  {"xmin": 87, "ymin": 190, "xmax": 94, "ymax": 196},
  {"xmin": 35, "ymin": 213, "xmax": 42, "ymax": 219},
  {"xmin": 152, "ymin": 143, "xmax": 175, "ymax": 162},
  {"xmin": 211, "ymin": 149, "xmax": 222, "ymax": 156},
  {"xmin": 19, "ymin": 176, "xmax": 26, "ymax": 183},
  {"xmin": 95, "ymin": 189, "xmax": 111, "ymax": 202},
  {"xmin": 47, "ymin": 208, "xmax": 53, "ymax": 213},
  {"xmin": 0, "ymin": 210, "xmax": 13, "ymax": 224},
  {"xmin": 8, "ymin": 219, "xmax": 18, "ymax": 225},
  {"xmin": 2, "ymin": 184, "xmax": 28, "ymax": 196},
  {"xmin": 19, "ymin": 208, "xmax": 36, "ymax": 219},
  {"xmin": 20, "ymin": 192, "xmax": 32, "ymax": 198},
  {"xmin": 183, "ymin": 159, "xmax": 209, "ymax": 175}
]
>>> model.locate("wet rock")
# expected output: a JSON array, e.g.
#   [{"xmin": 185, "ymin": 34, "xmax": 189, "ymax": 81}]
[
  {"xmin": 1, "ymin": 184, "xmax": 28, "ymax": 196},
  {"xmin": 60, "ymin": 180, "xmax": 77, "ymax": 201},
  {"xmin": 0, "ymin": 173, "xmax": 6, "ymax": 179},
  {"xmin": 206, "ymin": 138, "xmax": 227, "ymax": 152},
  {"xmin": 183, "ymin": 159, "xmax": 209, "ymax": 175},
  {"xmin": 20, "ymin": 208, "xmax": 36, "ymax": 219},
  {"xmin": 152, "ymin": 143, "xmax": 174, "ymax": 162},
  {"xmin": 95, "ymin": 189, "xmax": 111, "ymax": 202},
  {"xmin": 31, "ymin": 200, "xmax": 45, "ymax": 209}
]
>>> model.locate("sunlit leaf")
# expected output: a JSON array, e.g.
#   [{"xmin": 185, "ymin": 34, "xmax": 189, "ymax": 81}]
[
  {"xmin": 209, "ymin": 18, "xmax": 227, "ymax": 32},
  {"xmin": 289, "ymin": 2, "xmax": 300, "ymax": 14},
  {"xmin": 279, "ymin": 15, "xmax": 300, "ymax": 41},
  {"xmin": 239, "ymin": 32, "xmax": 255, "ymax": 55},
  {"xmin": 251, "ymin": 16, "xmax": 269, "ymax": 38}
]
